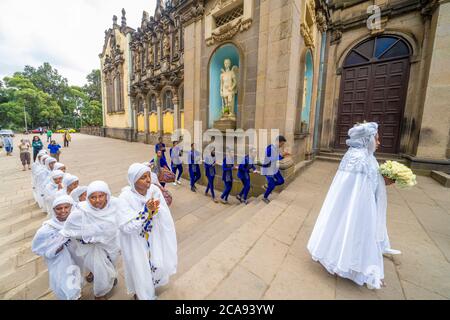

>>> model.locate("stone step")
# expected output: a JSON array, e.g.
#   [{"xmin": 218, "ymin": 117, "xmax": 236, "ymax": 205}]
[
  {"xmin": 0, "ymin": 211, "xmax": 46, "ymax": 237},
  {"xmin": 2, "ymin": 270, "xmax": 51, "ymax": 300},
  {"xmin": 0, "ymin": 219, "xmax": 43, "ymax": 252},
  {"xmin": 176, "ymin": 199, "xmax": 263, "ymax": 274}
]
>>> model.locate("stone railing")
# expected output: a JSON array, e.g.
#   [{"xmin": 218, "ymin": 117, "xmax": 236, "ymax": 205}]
[{"xmin": 80, "ymin": 126, "xmax": 105, "ymax": 137}]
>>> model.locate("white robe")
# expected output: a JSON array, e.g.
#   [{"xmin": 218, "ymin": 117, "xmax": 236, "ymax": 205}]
[
  {"xmin": 43, "ymin": 181, "xmax": 63, "ymax": 216},
  {"xmin": 32, "ymin": 219, "xmax": 82, "ymax": 300},
  {"xmin": 307, "ymin": 139, "xmax": 389, "ymax": 289},
  {"xmin": 60, "ymin": 199, "xmax": 120, "ymax": 297},
  {"xmin": 117, "ymin": 184, "xmax": 177, "ymax": 299}
]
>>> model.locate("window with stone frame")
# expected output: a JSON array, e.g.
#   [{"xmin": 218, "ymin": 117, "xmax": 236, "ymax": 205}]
[
  {"xmin": 138, "ymin": 98, "xmax": 145, "ymax": 114},
  {"xmin": 178, "ymin": 87, "xmax": 184, "ymax": 112},
  {"xmin": 106, "ymin": 73, "xmax": 115, "ymax": 114},
  {"xmin": 150, "ymin": 94, "xmax": 157, "ymax": 113},
  {"xmin": 114, "ymin": 72, "xmax": 124, "ymax": 112},
  {"xmin": 215, "ymin": 4, "xmax": 244, "ymax": 28},
  {"xmin": 162, "ymin": 90, "xmax": 174, "ymax": 112}
]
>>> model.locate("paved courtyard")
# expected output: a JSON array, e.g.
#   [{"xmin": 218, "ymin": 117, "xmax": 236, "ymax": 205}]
[{"xmin": 0, "ymin": 133, "xmax": 449, "ymax": 300}]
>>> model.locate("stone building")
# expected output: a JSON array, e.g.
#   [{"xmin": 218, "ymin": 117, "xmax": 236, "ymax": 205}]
[{"xmin": 98, "ymin": 0, "xmax": 450, "ymax": 174}]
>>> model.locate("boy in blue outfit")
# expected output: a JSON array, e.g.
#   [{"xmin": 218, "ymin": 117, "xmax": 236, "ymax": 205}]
[
  {"xmin": 237, "ymin": 148, "xmax": 258, "ymax": 205},
  {"xmin": 204, "ymin": 147, "xmax": 218, "ymax": 203},
  {"xmin": 170, "ymin": 140, "xmax": 183, "ymax": 185},
  {"xmin": 188, "ymin": 143, "xmax": 202, "ymax": 192},
  {"xmin": 261, "ymin": 136, "xmax": 290, "ymax": 204}
]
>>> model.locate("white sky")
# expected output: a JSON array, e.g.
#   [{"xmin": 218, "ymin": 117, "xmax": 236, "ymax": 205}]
[{"xmin": 0, "ymin": 0, "xmax": 156, "ymax": 86}]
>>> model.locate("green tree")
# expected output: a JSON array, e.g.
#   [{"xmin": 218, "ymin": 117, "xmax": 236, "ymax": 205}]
[{"xmin": 83, "ymin": 69, "xmax": 102, "ymax": 102}]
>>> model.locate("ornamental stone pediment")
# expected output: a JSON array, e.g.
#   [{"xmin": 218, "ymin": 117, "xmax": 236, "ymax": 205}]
[{"xmin": 205, "ymin": 0, "xmax": 254, "ymax": 46}]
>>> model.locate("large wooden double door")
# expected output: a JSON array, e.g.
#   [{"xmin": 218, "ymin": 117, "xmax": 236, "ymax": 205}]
[{"xmin": 334, "ymin": 36, "xmax": 411, "ymax": 154}]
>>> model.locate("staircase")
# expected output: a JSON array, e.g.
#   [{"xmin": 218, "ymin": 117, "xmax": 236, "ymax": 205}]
[
  {"xmin": 316, "ymin": 150, "xmax": 408, "ymax": 164},
  {"xmin": 0, "ymin": 176, "xmax": 280, "ymax": 300}
]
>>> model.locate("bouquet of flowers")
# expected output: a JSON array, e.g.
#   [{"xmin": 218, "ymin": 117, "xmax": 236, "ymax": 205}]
[{"xmin": 379, "ymin": 160, "xmax": 417, "ymax": 188}]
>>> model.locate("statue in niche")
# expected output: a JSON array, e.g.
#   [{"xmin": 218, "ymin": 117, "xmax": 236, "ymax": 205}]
[
  {"xmin": 220, "ymin": 58, "xmax": 239, "ymax": 118},
  {"xmin": 148, "ymin": 44, "xmax": 154, "ymax": 65},
  {"xmin": 163, "ymin": 34, "xmax": 171, "ymax": 58},
  {"xmin": 134, "ymin": 47, "xmax": 141, "ymax": 73}
]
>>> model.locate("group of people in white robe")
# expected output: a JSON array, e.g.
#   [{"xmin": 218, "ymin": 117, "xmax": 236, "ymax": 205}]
[
  {"xmin": 30, "ymin": 150, "xmax": 177, "ymax": 300},
  {"xmin": 29, "ymin": 121, "xmax": 400, "ymax": 299}
]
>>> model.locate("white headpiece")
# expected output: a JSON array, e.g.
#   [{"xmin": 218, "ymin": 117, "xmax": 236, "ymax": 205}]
[
  {"xmin": 70, "ymin": 186, "xmax": 88, "ymax": 203},
  {"xmin": 346, "ymin": 122, "xmax": 378, "ymax": 149},
  {"xmin": 127, "ymin": 163, "xmax": 151, "ymax": 193}
]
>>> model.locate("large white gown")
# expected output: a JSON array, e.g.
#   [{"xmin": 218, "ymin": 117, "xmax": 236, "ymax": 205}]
[
  {"xmin": 307, "ymin": 127, "xmax": 392, "ymax": 289},
  {"xmin": 118, "ymin": 181, "xmax": 177, "ymax": 299},
  {"xmin": 60, "ymin": 191, "xmax": 120, "ymax": 297},
  {"xmin": 32, "ymin": 216, "xmax": 82, "ymax": 300}
]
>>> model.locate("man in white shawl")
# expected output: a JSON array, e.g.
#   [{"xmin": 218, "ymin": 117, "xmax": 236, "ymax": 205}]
[
  {"xmin": 43, "ymin": 170, "xmax": 65, "ymax": 216},
  {"xmin": 307, "ymin": 122, "xmax": 399, "ymax": 290},
  {"xmin": 31, "ymin": 195, "xmax": 82, "ymax": 300},
  {"xmin": 118, "ymin": 163, "xmax": 177, "ymax": 300},
  {"xmin": 60, "ymin": 181, "xmax": 120, "ymax": 300}
]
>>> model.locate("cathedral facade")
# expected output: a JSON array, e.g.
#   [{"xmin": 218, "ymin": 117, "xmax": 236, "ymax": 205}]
[{"xmin": 99, "ymin": 0, "xmax": 450, "ymax": 174}]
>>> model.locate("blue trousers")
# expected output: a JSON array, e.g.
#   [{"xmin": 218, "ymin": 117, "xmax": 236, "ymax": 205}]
[
  {"xmin": 205, "ymin": 175, "xmax": 215, "ymax": 198},
  {"xmin": 171, "ymin": 164, "xmax": 183, "ymax": 181},
  {"xmin": 239, "ymin": 177, "xmax": 251, "ymax": 201},
  {"xmin": 189, "ymin": 165, "xmax": 201, "ymax": 188},
  {"xmin": 264, "ymin": 171, "xmax": 285, "ymax": 199},
  {"xmin": 221, "ymin": 181, "xmax": 233, "ymax": 201}
]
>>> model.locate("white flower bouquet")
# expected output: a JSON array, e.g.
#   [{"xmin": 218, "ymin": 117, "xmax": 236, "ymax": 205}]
[{"xmin": 379, "ymin": 160, "xmax": 417, "ymax": 188}]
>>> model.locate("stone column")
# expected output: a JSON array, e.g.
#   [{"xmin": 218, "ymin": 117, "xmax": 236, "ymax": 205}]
[
  {"xmin": 143, "ymin": 100, "xmax": 149, "ymax": 134},
  {"xmin": 416, "ymin": 2, "xmax": 450, "ymax": 161},
  {"xmin": 157, "ymin": 96, "xmax": 163, "ymax": 137},
  {"xmin": 173, "ymin": 94, "xmax": 179, "ymax": 131}
]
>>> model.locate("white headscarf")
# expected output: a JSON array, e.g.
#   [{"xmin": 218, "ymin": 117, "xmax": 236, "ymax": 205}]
[
  {"xmin": 142, "ymin": 162, "xmax": 162, "ymax": 187},
  {"xmin": 346, "ymin": 122, "xmax": 378, "ymax": 150},
  {"xmin": 62, "ymin": 174, "xmax": 79, "ymax": 193},
  {"xmin": 50, "ymin": 170, "xmax": 65, "ymax": 183},
  {"xmin": 70, "ymin": 186, "xmax": 88, "ymax": 203},
  {"xmin": 54, "ymin": 162, "xmax": 66, "ymax": 171},
  {"xmin": 44, "ymin": 157, "xmax": 57, "ymax": 171},
  {"xmin": 45, "ymin": 195, "xmax": 74, "ymax": 230},
  {"xmin": 128, "ymin": 163, "xmax": 151, "ymax": 194},
  {"xmin": 75, "ymin": 181, "xmax": 118, "ymax": 244}
]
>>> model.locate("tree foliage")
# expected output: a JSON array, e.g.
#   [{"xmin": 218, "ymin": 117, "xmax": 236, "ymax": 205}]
[{"xmin": 0, "ymin": 63, "xmax": 103, "ymax": 130}]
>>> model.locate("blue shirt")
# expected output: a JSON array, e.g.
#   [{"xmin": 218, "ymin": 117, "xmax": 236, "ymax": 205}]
[
  {"xmin": 238, "ymin": 155, "xmax": 256, "ymax": 180},
  {"xmin": 47, "ymin": 144, "xmax": 61, "ymax": 154},
  {"xmin": 170, "ymin": 146, "xmax": 182, "ymax": 165},
  {"xmin": 222, "ymin": 155, "xmax": 234, "ymax": 182},
  {"xmin": 261, "ymin": 144, "xmax": 283, "ymax": 176},
  {"xmin": 204, "ymin": 155, "xmax": 216, "ymax": 178},
  {"xmin": 188, "ymin": 150, "xmax": 201, "ymax": 165},
  {"xmin": 155, "ymin": 143, "xmax": 166, "ymax": 158},
  {"xmin": 150, "ymin": 156, "xmax": 169, "ymax": 169}
]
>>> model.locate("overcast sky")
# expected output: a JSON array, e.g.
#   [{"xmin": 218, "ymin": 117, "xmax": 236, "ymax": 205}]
[{"xmin": 0, "ymin": 0, "xmax": 157, "ymax": 86}]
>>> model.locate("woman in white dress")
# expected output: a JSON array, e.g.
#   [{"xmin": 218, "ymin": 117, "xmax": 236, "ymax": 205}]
[
  {"xmin": 307, "ymin": 122, "xmax": 399, "ymax": 289},
  {"xmin": 32, "ymin": 195, "xmax": 82, "ymax": 300},
  {"xmin": 43, "ymin": 170, "xmax": 65, "ymax": 216},
  {"xmin": 117, "ymin": 163, "xmax": 177, "ymax": 300},
  {"xmin": 31, "ymin": 151, "xmax": 49, "ymax": 208},
  {"xmin": 60, "ymin": 181, "xmax": 120, "ymax": 299}
]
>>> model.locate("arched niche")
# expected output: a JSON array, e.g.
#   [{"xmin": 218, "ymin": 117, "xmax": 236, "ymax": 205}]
[
  {"xmin": 300, "ymin": 50, "xmax": 314, "ymax": 132},
  {"xmin": 208, "ymin": 43, "xmax": 240, "ymax": 128}
]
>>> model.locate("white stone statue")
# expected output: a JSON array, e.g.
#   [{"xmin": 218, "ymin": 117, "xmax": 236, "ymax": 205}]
[{"xmin": 220, "ymin": 58, "xmax": 239, "ymax": 118}]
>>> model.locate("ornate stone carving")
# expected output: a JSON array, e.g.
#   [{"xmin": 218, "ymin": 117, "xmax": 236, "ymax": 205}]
[
  {"xmin": 300, "ymin": 23, "xmax": 315, "ymax": 48},
  {"xmin": 205, "ymin": 0, "xmax": 254, "ymax": 46},
  {"xmin": 330, "ymin": 28, "xmax": 342, "ymax": 45}
]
